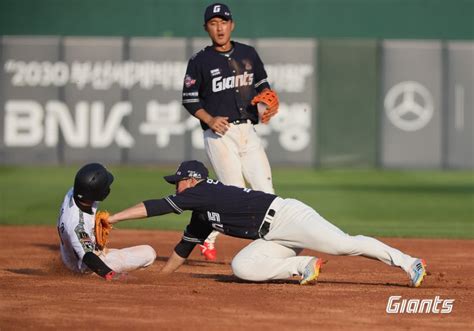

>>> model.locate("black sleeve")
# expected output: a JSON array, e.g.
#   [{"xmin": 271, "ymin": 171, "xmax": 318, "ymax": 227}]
[
  {"xmin": 143, "ymin": 198, "xmax": 176, "ymax": 216},
  {"xmin": 83, "ymin": 251, "xmax": 113, "ymax": 278},
  {"xmin": 253, "ymin": 49, "xmax": 271, "ymax": 92},
  {"xmin": 174, "ymin": 240, "xmax": 197, "ymax": 259},
  {"xmin": 182, "ymin": 57, "xmax": 204, "ymax": 115},
  {"xmin": 174, "ymin": 212, "xmax": 213, "ymax": 258},
  {"xmin": 144, "ymin": 187, "xmax": 209, "ymax": 217},
  {"xmin": 164, "ymin": 185, "xmax": 210, "ymax": 213},
  {"xmin": 184, "ymin": 212, "xmax": 213, "ymax": 242}
]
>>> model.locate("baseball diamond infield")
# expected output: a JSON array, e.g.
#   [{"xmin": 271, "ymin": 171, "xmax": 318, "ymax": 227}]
[{"xmin": 0, "ymin": 226, "xmax": 472, "ymax": 330}]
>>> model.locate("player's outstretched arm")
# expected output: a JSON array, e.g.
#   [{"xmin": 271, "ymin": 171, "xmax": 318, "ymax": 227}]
[
  {"xmin": 160, "ymin": 251, "xmax": 186, "ymax": 274},
  {"xmin": 109, "ymin": 202, "xmax": 148, "ymax": 224}
]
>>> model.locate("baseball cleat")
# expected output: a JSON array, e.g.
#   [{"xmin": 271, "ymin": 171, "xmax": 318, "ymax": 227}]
[
  {"xmin": 300, "ymin": 257, "xmax": 323, "ymax": 285},
  {"xmin": 199, "ymin": 241, "xmax": 217, "ymax": 261},
  {"xmin": 409, "ymin": 259, "xmax": 427, "ymax": 288}
]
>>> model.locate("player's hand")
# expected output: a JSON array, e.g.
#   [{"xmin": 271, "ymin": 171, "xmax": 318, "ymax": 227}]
[
  {"xmin": 208, "ymin": 116, "xmax": 230, "ymax": 135},
  {"xmin": 108, "ymin": 214, "xmax": 118, "ymax": 224}
]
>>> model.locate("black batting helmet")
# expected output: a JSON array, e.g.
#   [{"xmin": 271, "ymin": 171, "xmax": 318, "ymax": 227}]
[{"xmin": 73, "ymin": 163, "xmax": 114, "ymax": 202}]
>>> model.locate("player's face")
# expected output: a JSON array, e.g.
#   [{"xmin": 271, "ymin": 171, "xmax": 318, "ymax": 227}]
[
  {"xmin": 176, "ymin": 178, "xmax": 192, "ymax": 194},
  {"xmin": 205, "ymin": 17, "xmax": 234, "ymax": 49}
]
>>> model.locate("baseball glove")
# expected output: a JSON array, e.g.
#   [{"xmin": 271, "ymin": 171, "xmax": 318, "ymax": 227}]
[
  {"xmin": 95, "ymin": 210, "xmax": 112, "ymax": 250},
  {"xmin": 251, "ymin": 89, "xmax": 279, "ymax": 123}
]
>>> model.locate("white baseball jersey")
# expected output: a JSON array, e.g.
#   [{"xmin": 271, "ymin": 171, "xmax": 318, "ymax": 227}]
[
  {"xmin": 57, "ymin": 188, "xmax": 157, "ymax": 274},
  {"xmin": 57, "ymin": 188, "xmax": 98, "ymax": 273}
]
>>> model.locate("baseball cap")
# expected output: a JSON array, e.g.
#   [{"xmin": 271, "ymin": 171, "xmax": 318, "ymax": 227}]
[
  {"xmin": 204, "ymin": 3, "xmax": 232, "ymax": 24},
  {"xmin": 164, "ymin": 160, "xmax": 209, "ymax": 184}
]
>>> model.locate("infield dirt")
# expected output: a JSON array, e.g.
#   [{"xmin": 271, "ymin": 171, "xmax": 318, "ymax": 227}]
[{"xmin": 0, "ymin": 226, "xmax": 472, "ymax": 330}]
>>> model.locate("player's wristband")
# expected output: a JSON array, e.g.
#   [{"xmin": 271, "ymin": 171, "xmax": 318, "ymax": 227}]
[{"xmin": 174, "ymin": 240, "xmax": 196, "ymax": 258}]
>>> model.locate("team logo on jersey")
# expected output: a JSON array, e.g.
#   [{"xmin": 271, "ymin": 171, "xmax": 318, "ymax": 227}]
[
  {"xmin": 210, "ymin": 68, "xmax": 221, "ymax": 76},
  {"xmin": 78, "ymin": 231, "xmax": 94, "ymax": 251},
  {"xmin": 242, "ymin": 60, "xmax": 252, "ymax": 71},
  {"xmin": 212, "ymin": 71, "xmax": 254, "ymax": 92},
  {"xmin": 184, "ymin": 74, "xmax": 196, "ymax": 88}
]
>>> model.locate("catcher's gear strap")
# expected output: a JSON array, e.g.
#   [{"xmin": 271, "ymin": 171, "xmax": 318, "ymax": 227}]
[
  {"xmin": 174, "ymin": 240, "xmax": 197, "ymax": 258},
  {"xmin": 83, "ymin": 251, "xmax": 113, "ymax": 278}
]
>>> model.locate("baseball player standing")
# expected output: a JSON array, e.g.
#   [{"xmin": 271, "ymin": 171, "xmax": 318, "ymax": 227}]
[
  {"xmin": 182, "ymin": 3, "xmax": 280, "ymax": 260},
  {"xmin": 108, "ymin": 160, "xmax": 428, "ymax": 288},
  {"xmin": 56, "ymin": 163, "xmax": 156, "ymax": 280}
]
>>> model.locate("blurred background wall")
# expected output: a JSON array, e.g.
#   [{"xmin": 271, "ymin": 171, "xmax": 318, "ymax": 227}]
[
  {"xmin": 1, "ymin": 0, "xmax": 472, "ymax": 39},
  {"xmin": 0, "ymin": 0, "xmax": 473, "ymax": 168}
]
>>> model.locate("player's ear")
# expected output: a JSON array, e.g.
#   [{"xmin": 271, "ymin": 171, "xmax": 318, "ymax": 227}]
[
  {"xmin": 230, "ymin": 20, "xmax": 235, "ymax": 32},
  {"xmin": 203, "ymin": 23, "xmax": 208, "ymax": 32}
]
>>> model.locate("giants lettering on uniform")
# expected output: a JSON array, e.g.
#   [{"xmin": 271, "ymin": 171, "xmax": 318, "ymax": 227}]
[{"xmin": 212, "ymin": 71, "xmax": 254, "ymax": 92}]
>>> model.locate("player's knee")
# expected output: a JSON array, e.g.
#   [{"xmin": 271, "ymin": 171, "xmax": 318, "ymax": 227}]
[
  {"xmin": 142, "ymin": 245, "xmax": 157, "ymax": 266},
  {"xmin": 231, "ymin": 256, "xmax": 263, "ymax": 282}
]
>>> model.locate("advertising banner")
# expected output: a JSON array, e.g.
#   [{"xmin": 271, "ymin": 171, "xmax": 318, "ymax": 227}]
[
  {"xmin": 446, "ymin": 42, "xmax": 474, "ymax": 168},
  {"xmin": 381, "ymin": 40, "xmax": 443, "ymax": 168}
]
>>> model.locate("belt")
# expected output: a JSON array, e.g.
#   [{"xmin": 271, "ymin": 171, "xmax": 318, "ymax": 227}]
[
  {"xmin": 258, "ymin": 197, "xmax": 284, "ymax": 238},
  {"xmin": 230, "ymin": 119, "xmax": 251, "ymax": 125}
]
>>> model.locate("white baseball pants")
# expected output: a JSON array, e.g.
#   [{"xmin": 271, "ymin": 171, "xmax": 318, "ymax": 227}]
[
  {"xmin": 99, "ymin": 245, "xmax": 156, "ymax": 273},
  {"xmin": 204, "ymin": 122, "xmax": 274, "ymax": 244},
  {"xmin": 204, "ymin": 123, "xmax": 274, "ymax": 193},
  {"xmin": 231, "ymin": 198, "xmax": 418, "ymax": 282}
]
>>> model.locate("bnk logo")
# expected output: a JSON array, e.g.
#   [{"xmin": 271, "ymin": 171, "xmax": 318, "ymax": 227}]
[{"xmin": 386, "ymin": 296, "xmax": 454, "ymax": 314}]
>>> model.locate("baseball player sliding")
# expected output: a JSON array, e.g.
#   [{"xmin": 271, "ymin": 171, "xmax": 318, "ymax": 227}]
[
  {"xmin": 107, "ymin": 160, "xmax": 427, "ymax": 287},
  {"xmin": 56, "ymin": 163, "xmax": 156, "ymax": 280},
  {"xmin": 182, "ymin": 3, "xmax": 279, "ymax": 260}
]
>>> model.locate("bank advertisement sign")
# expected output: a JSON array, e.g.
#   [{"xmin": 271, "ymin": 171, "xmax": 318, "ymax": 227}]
[{"xmin": 0, "ymin": 36, "xmax": 316, "ymax": 165}]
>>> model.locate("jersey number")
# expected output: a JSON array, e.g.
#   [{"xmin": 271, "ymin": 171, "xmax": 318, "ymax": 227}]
[{"xmin": 207, "ymin": 211, "xmax": 221, "ymax": 223}]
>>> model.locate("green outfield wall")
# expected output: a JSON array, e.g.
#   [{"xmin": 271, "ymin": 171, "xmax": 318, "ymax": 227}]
[
  {"xmin": 317, "ymin": 39, "xmax": 379, "ymax": 166},
  {"xmin": 0, "ymin": 0, "xmax": 473, "ymax": 39}
]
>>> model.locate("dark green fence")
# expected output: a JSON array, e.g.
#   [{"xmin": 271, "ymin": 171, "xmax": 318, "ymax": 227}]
[
  {"xmin": 1, "ymin": 0, "xmax": 473, "ymax": 39},
  {"xmin": 317, "ymin": 39, "xmax": 379, "ymax": 166}
]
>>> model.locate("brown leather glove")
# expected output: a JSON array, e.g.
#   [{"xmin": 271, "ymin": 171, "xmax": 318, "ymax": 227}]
[
  {"xmin": 251, "ymin": 89, "xmax": 279, "ymax": 123},
  {"xmin": 94, "ymin": 210, "xmax": 112, "ymax": 250}
]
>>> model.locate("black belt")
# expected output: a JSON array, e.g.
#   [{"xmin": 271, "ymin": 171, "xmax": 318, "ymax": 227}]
[
  {"xmin": 231, "ymin": 119, "xmax": 250, "ymax": 125},
  {"xmin": 258, "ymin": 209, "xmax": 276, "ymax": 238}
]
